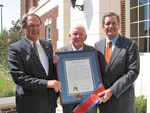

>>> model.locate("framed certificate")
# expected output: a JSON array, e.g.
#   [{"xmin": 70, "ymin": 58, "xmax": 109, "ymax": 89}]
[{"xmin": 56, "ymin": 50, "xmax": 102, "ymax": 104}]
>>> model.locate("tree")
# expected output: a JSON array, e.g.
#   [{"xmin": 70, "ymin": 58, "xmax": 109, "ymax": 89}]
[
  {"xmin": 9, "ymin": 20, "xmax": 22, "ymax": 33},
  {"xmin": 0, "ymin": 19, "xmax": 22, "ymax": 97},
  {"xmin": 0, "ymin": 19, "xmax": 22, "ymax": 67},
  {"xmin": 8, "ymin": 19, "xmax": 22, "ymax": 45},
  {"xmin": 0, "ymin": 30, "xmax": 9, "ymax": 67}
]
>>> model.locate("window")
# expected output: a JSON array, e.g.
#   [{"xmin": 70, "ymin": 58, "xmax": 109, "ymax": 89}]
[
  {"xmin": 139, "ymin": 21, "xmax": 148, "ymax": 36},
  {"xmin": 139, "ymin": 38, "xmax": 147, "ymax": 52},
  {"xmin": 45, "ymin": 24, "xmax": 51, "ymax": 41},
  {"xmin": 147, "ymin": 21, "xmax": 150, "ymax": 36},
  {"xmin": 130, "ymin": 0, "xmax": 150, "ymax": 52},
  {"xmin": 139, "ymin": 0, "xmax": 148, "ymax": 5},
  {"xmin": 139, "ymin": 5, "xmax": 148, "ymax": 21},
  {"xmin": 148, "ymin": 37, "xmax": 150, "ymax": 52},
  {"xmin": 130, "ymin": 8, "xmax": 138, "ymax": 22},
  {"xmin": 130, "ymin": 0, "xmax": 138, "ymax": 8},
  {"xmin": 131, "ymin": 23, "xmax": 138, "ymax": 37}
]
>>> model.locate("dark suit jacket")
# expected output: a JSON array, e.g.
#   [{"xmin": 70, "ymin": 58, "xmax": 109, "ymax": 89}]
[
  {"xmin": 95, "ymin": 35, "xmax": 140, "ymax": 113},
  {"xmin": 57, "ymin": 44, "xmax": 97, "ymax": 113},
  {"xmin": 8, "ymin": 38, "xmax": 58, "ymax": 113}
]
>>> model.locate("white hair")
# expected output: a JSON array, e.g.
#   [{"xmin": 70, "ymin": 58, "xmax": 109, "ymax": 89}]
[{"xmin": 69, "ymin": 24, "xmax": 87, "ymax": 35}]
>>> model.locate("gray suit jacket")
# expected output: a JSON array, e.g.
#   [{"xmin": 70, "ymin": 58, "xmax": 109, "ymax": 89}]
[
  {"xmin": 58, "ymin": 44, "xmax": 96, "ymax": 52},
  {"xmin": 95, "ymin": 35, "xmax": 140, "ymax": 113},
  {"xmin": 8, "ymin": 38, "xmax": 58, "ymax": 113},
  {"xmin": 57, "ymin": 44, "xmax": 97, "ymax": 113}
]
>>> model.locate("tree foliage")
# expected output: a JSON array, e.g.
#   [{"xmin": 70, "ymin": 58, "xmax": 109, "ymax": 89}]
[
  {"xmin": 0, "ymin": 19, "xmax": 22, "ymax": 97},
  {"xmin": 0, "ymin": 19, "xmax": 22, "ymax": 67},
  {"xmin": 8, "ymin": 19, "xmax": 22, "ymax": 45}
]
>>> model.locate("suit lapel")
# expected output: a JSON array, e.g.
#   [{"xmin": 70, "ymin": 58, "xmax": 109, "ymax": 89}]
[
  {"xmin": 97, "ymin": 40, "xmax": 106, "ymax": 72},
  {"xmin": 108, "ymin": 36, "xmax": 122, "ymax": 68},
  {"xmin": 82, "ymin": 44, "xmax": 92, "ymax": 51},
  {"xmin": 82, "ymin": 44, "xmax": 88, "ymax": 51},
  {"xmin": 64, "ymin": 44, "xmax": 73, "ymax": 51},
  {"xmin": 100, "ymin": 40, "xmax": 106, "ymax": 55},
  {"xmin": 21, "ymin": 38, "xmax": 33, "ymax": 54},
  {"xmin": 21, "ymin": 38, "xmax": 39, "ymax": 63},
  {"xmin": 21, "ymin": 38, "xmax": 48, "ymax": 78},
  {"xmin": 40, "ymin": 40, "xmax": 52, "ymax": 59},
  {"xmin": 40, "ymin": 40, "xmax": 53, "ymax": 77}
]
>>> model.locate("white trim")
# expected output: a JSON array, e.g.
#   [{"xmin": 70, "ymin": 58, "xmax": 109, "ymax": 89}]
[
  {"xmin": 45, "ymin": 24, "xmax": 52, "ymax": 41},
  {"xmin": 44, "ymin": 18, "xmax": 52, "ymax": 26},
  {"xmin": 29, "ymin": 0, "xmax": 58, "ymax": 16},
  {"xmin": 125, "ymin": 0, "xmax": 130, "ymax": 38}
]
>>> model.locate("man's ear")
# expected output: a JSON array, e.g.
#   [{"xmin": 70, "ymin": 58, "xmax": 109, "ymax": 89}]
[
  {"xmin": 102, "ymin": 25, "xmax": 105, "ymax": 31},
  {"xmin": 102, "ymin": 25, "xmax": 104, "ymax": 29},
  {"xmin": 68, "ymin": 34, "xmax": 72, "ymax": 40},
  {"xmin": 84, "ymin": 34, "xmax": 87, "ymax": 41}
]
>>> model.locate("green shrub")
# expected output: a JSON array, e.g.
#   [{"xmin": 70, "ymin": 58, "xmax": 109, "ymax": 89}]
[
  {"xmin": 0, "ymin": 67, "xmax": 15, "ymax": 97},
  {"xmin": 135, "ymin": 95, "xmax": 147, "ymax": 113},
  {"xmin": 97, "ymin": 95, "xmax": 147, "ymax": 113}
]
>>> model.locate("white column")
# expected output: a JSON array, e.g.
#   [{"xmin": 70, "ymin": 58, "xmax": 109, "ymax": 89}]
[
  {"xmin": 147, "ymin": 96, "xmax": 150, "ymax": 113},
  {"xmin": 147, "ymin": 54, "xmax": 150, "ymax": 113},
  {"xmin": 57, "ymin": 0, "xmax": 70, "ymax": 48},
  {"xmin": 125, "ymin": 0, "xmax": 130, "ymax": 38}
]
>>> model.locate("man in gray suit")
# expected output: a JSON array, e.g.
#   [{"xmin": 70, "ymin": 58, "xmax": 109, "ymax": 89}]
[
  {"xmin": 8, "ymin": 14, "xmax": 61, "ymax": 113},
  {"xmin": 58, "ymin": 24, "xmax": 97, "ymax": 113},
  {"xmin": 95, "ymin": 12, "xmax": 140, "ymax": 113}
]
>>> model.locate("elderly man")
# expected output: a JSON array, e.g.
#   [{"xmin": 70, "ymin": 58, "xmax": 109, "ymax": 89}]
[{"xmin": 58, "ymin": 24, "xmax": 97, "ymax": 113}]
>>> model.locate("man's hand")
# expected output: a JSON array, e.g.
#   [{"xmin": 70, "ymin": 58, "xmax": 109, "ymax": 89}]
[
  {"xmin": 53, "ymin": 55, "xmax": 59, "ymax": 64},
  {"xmin": 47, "ymin": 80, "xmax": 61, "ymax": 93},
  {"xmin": 98, "ymin": 88, "xmax": 112, "ymax": 103}
]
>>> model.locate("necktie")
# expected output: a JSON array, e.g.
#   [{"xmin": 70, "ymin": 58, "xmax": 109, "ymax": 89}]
[
  {"xmin": 105, "ymin": 42, "xmax": 112, "ymax": 65},
  {"xmin": 33, "ymin": 42, "xmax": 39, "ymax": 58}
]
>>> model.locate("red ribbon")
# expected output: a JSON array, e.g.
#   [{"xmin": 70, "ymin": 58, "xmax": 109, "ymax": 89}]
[{"xmin": 74, "ymin": 85, "xmax": 105, "ymax": 113}]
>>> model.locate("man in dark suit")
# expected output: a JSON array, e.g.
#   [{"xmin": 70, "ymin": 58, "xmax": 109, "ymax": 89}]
[
  {"xmin": 95, "ymin": 12, "xmax": 140, "ymax": 113},
  {"xmin": 8, "ymin": 14, "xmax": 61, "ymax": 113},
  {"xmin": 57, "ymin": 24, "xmax": 97, "ymax": 113}
]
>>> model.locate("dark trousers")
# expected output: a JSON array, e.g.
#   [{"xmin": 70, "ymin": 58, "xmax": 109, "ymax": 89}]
[{"xmin": 63, "ymin": 103, "xmax": 97, "ymax": 113}]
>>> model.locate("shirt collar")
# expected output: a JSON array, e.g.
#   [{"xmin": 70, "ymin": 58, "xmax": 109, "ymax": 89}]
[
  {"xmin": 25, "ymin": 37, "xmax": 40, "ymax": 47},
  {"xmin": 106, "ymin": 35, "xmax": 119, "ymax": 46},
  {"xmin": 72, "ymin": 44, "xmax": 83, "ymax": 51}
]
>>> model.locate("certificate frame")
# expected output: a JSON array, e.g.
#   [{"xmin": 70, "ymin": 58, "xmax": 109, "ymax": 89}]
[{"xmin": 56, "ymin": 50, "xmax": 102, "ymax": 104}]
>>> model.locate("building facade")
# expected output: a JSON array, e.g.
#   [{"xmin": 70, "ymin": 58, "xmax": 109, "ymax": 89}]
[
  {"xmin": 20, "ymin": 0, "xmax": 150, "ymax": 53},
  {"xmin": 126, "ymin": 0, "xmax": 150, "ymax": 52},
  {"xmin": 20, "ymin": 0, "xmax": 125, "ymax": 49},
  {"xmin": 21, "ymin": 0, "xmax": 58, "ymax": 51}
]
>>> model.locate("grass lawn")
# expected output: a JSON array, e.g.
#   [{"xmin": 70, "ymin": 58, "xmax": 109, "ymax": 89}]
[{"xmin": 0, "ymin": 66, "xmax": 15, "ymax": 97}]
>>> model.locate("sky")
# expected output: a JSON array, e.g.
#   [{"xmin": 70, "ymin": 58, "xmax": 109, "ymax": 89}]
[{"xmin": 0, "ymin": 0, "xmax": 20, "ymax": 31}]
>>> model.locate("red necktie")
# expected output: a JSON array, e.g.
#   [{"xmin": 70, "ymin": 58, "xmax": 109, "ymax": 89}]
[{"xmin": 105, "ymin": 42, "xmax": 112, "ymax": 65}]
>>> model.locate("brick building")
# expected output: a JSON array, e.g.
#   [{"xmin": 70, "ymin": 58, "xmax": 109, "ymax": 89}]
[
  {"xmin": 20, "ymin": 0, "xmax": 150, "ymax": 53},
  {"xmin": 20, "ymin": 0, "xmax": 127, "ymax": 50},
  {"xmin": 21, "ymin": 0, "xmax": 58, "ymax": 51}
]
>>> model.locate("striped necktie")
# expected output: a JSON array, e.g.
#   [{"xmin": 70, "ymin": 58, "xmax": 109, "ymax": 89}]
[
  {"xmin": 33, "ymin": 42, "xmax": 39, "ymax": 58},
  {"xmin": 105, "ymin": 42, "xmax": 112, "ymax": 65}
]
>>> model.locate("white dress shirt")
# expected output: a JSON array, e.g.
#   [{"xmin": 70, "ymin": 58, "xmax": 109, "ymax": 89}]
[
  {"xmin": 72, "ymin": 45, "xmax": 83, "ymax": 51},
  {"xmin": 106, "ymin": 35, "xmax": 119, "ymax": 52},
  {"xmin": 26, "ymin": 38, "xmax": 49, "ymax": 75}
]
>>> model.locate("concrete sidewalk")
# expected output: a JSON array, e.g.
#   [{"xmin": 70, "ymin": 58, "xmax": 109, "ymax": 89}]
[
  {"xmin": 0, "ymin": 96, "xmax": 16, "ymax": 113},
  {"xmin": 0, "ymin": 97, "xmax": 15, "ymax": 105},
  {"xmin": 0, "ymin": 96, "xmax": 63, "ymax": 113}
]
